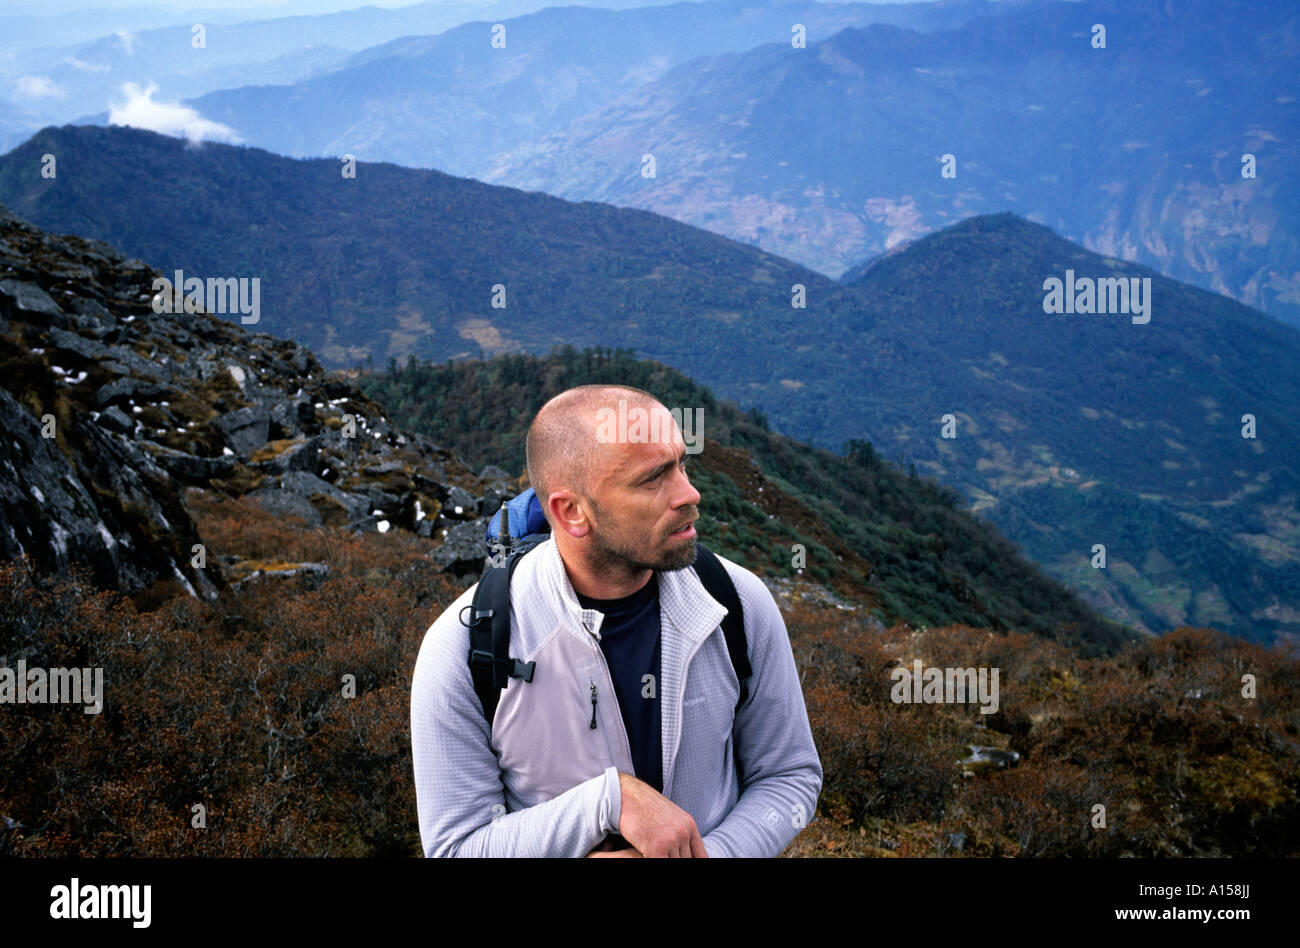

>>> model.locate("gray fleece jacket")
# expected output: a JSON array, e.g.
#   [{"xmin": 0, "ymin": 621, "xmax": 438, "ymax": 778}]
[{"xmin": 410, "ymin": 536, "xmax": 822, "ymax": 857}]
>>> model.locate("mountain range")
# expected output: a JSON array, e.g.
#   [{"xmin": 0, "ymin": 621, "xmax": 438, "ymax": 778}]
[
  {"xmin": 1, "ymin": 124, "xmax": 1294, "ymax": 645},
  {"xmin": 0, "ymin": 197, "xmax": 1133, "ymax": 654},
  {"xmin": 184, "ymin": 0, "xmax": 1029, "ymax": 175},
  {"xmin": 480, "ymin": 0, "xmax": 1299, "ymax": 327}
]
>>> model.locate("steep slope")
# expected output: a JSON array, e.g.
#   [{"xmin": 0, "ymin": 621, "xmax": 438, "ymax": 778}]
[
  {"xmin": 837, "ymin": 213, "xmax": 1300, "ymax": 645},
  {"xmin": 0, "ymin": 199, "xmax": 517, "ymax": 603}
]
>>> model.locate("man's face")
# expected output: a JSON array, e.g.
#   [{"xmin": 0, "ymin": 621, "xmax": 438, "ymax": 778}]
[{"xmin": 582, "ymin": 403, "xmax": 702, "ymax": 574}]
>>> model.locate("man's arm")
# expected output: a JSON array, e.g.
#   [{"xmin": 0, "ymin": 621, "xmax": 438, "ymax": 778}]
[
  {"xmin": 410, "ymin": 587, "xmax": 622, "ymax": 857},
  {"xmin": 700, "ymin": 566, "xmax": 823, "ymax": 858}
]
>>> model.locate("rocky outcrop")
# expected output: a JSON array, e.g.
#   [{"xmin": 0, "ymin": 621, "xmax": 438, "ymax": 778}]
[{"xmin": 0, "ymin": 201, "xmax": 517, "ymax": 598}]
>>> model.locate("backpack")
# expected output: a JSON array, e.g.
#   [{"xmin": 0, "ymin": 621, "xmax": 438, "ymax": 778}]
[{"xmin": 460, "ymin": 487, "xmax": 751, "ymax": 727}]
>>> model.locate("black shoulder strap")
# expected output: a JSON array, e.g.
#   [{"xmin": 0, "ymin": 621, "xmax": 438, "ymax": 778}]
[
  {"xmin": 463, "ymin": 542, "xmax": 748, "ymax": 725},
  {"xmin": 463, "ymin": 550, "xmax": 536, "ymax": 728},
  {"xmin": 693, "ymin": 543, "xmax": 751, "ymax": 711}
]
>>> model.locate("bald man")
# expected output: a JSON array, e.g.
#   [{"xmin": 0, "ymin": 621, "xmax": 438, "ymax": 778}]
[{"xmin": 410, "ymin": 384, "xmax": 822, "ymax": 857}]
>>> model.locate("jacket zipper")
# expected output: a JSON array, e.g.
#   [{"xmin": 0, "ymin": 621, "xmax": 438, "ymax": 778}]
[{"xmin": 580, "ymin": 619, "xmax": 633, "ymax": 772}]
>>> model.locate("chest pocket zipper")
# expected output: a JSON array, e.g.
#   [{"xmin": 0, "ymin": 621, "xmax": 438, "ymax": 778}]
[{"xmin": 589, "ymin": 678, "xmax": 598, "ymax": 729}]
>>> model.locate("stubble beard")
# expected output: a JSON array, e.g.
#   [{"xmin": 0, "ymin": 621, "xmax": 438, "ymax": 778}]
[{"xmin": 586, "ymin": 505, "xmax": 697, "ymax": 578}]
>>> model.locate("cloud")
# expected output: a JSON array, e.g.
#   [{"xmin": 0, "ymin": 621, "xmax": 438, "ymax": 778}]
[
  {"xmin": 107, "ymin": 82, "xmax": 241, "ymax": 145},
  {"xmin": 115, "ymin": 30, "xmax": 139, "ymax": 56},
  {"xmin": 15, "ymin": 75, "xmax": 66, "ymax": 100},
  {"xmin": 66, "ymin": 57, "xmax": 111, "ymax": 74}
]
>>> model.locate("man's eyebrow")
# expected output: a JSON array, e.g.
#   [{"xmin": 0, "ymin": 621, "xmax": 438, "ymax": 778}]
[{"xmin": 634, "ymin": 446, "xmax": 687, "ymax": 483}]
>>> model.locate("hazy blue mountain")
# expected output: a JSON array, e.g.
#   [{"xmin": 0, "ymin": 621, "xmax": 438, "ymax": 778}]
[
  {"xmin": 0, "ymin": 123, "xmax": 1296, "ymax": 646},
  {"xmin": 483, "ymin": 0, "xmax": 1300, "ymax": 329},
  {"xmin": 0, "ymin": 0, "xmax": 589, "ymax": 151},
  {"xmin": 184, "ymin": 0, "xmax": 1039, "ymax": 176}
]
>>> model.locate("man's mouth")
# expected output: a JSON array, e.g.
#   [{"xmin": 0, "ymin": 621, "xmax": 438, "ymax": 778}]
[{"xmin": 670, "ymin": 520, "xmax": 697, "ymax": 538}]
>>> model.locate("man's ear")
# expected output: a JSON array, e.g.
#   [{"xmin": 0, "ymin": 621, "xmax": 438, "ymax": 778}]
[{"xmin": 548, "ymin": 490, "xmax": 590, "ymax": 538}]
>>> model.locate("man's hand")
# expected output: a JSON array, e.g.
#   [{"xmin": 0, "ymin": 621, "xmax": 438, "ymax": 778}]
[{"xmin": 616, "ymin": 772, "xmax": 709, "ymax": 857}]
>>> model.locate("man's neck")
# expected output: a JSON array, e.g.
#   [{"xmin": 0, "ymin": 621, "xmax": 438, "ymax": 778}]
[{"xmin": 558, "ymin": 543, "xmax": 653, "ymax": 601}]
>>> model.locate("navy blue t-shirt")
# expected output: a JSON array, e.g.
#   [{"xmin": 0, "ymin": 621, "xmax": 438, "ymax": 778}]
[{"xmin": 576, "ymin": 574, "xmax": 663, "ymax": 793}]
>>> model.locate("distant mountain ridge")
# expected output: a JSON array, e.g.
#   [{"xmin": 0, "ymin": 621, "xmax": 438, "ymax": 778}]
[
  {"xmin": 182, "ymin": 0, "xmax": 1036, "ymax": 177},
  {"xmin": 482, "ymin": 0, "xmax": 1300, "ymax": 329}
]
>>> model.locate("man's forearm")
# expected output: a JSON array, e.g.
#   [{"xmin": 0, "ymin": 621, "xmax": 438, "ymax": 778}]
[
  {"xmin": 700, "ymin": 766, "xmax": 822, "ymax": 857},
  {"xmin": 424, "ymin": 766, "xmax": 623, "ymax": 858}
]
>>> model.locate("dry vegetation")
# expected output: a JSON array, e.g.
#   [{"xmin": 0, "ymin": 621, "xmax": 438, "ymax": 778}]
[{"xmin": 2, "ymin": 490, "xmax": 1297, "ymax": 857}]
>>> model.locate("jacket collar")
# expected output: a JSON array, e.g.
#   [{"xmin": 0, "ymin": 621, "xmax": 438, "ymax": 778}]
[{"xmin": 537, "ymin": 536, "xmax": 728, "ymax": 645}]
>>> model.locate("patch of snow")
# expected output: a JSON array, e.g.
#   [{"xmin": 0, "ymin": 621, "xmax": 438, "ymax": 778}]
[{"xmin": 377, "ymin": 520, "xmax": 390, "ymax": 533}]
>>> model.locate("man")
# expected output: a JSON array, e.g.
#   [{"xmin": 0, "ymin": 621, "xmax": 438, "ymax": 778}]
[{"xmin": 410, "ymin": 384, "xmax": 822, "ymax": 856}]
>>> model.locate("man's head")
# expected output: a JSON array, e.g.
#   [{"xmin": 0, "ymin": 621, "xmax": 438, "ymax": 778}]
[{"xmin": 525, "ymin": 385, "xmax": 701, "ymax": 591}]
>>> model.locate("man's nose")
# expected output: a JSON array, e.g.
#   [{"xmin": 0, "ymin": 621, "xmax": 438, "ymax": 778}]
[{"xmin": 674, "ymin": 467, "xmax": 701, "ymax": 507}]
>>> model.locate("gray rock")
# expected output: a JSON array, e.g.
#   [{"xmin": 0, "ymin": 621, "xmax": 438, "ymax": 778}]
[
  {"xmin": 365, "ymin": 486, "xmax": 402, "ymax": 513},
  {"xmin": 96, "ymin": 405, "xmax": 134, "ymax": 434},
  {"xmin": 250, "ymin": 435, "xmax": 320, "ymax": 476},
  {"xmin": 0, "ymin": 387, "xmax": 216, "ymax": 600},
  {"xmin": 278, "ymin": 471, "xmax": 369, "ymax": 522},
  {"xmin": 212, "ymin": 405, "xmax": 270, "ymax": 456},
  {"xmin": 267, "ymin": 398, "xmax": 301, "ymax": 439},
  {"xmin": 445, "ymin": 485, "xmax": 478, "ymax": 518},
  {"xmin": 49, "ymin": 327, "xmax": 111, "ymax": 362},
  {"xmin": 429, "ymin": 517, "xmax": 491, "ymax": 573},
  {"xmin": 99, "ymin": 345, "xmax": 168, "ymax": 382},
  {"xmin": 94, "ymin": 377, "xmax": 172, "ymax": 409},
  {"xmin": 0, "ymin": 279, "xmax": 67, "ymax": 327},
  {"xmin": 478, "ymin": 464, "xmax": 514, "ymax": 484},
  {"xmin": 145, "ymin": 444, "xmax": 237, "ymax": 482},
  {"xmin": 245, "ymin": 484, "xmax": 323, "ymax": 527},
  {"xmin": 482, "ymin": 484, "xmax": 513, "ymax": 517}
]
